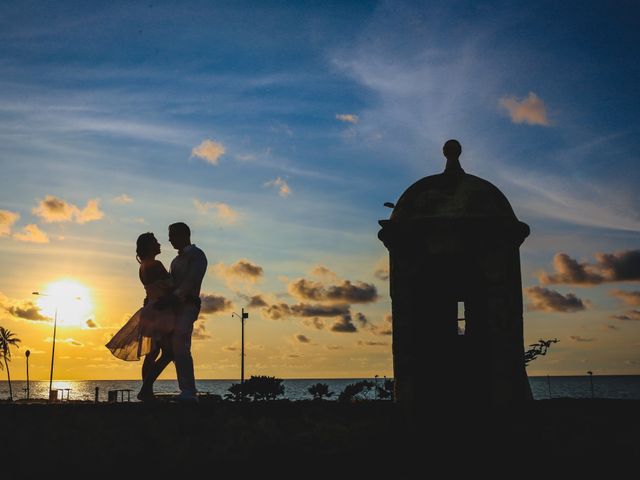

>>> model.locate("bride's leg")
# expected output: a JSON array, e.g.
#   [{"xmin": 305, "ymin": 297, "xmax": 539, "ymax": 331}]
[{"xmin": 139, "ymin": 336, "xmax": 174, "ymax": 398}]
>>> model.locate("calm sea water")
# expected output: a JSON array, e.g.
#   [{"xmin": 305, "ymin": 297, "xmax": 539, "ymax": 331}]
[{"xmin": 1, "ymin": 376, "xmax": 640, "ymax": 401}]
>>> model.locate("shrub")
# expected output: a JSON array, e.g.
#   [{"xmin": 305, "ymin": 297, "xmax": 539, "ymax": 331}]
[
  {"xmin": 337, "ymin": 380, "xmax": 375, "ymax": 403},
  {"xmin": 225, "ymin": 375, "xmax": 285, "ymax": 401},
  {"xmin": 308, "ymin": 383, "xmax": 334, "ymax": 400}
]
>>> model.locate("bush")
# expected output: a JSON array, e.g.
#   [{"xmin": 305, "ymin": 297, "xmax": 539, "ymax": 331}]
[
  {"xmin": 337, "ymin": 381, "xmax": 375, "ymax": 403},
  {"xmin": 376, "ymin": 379, "xmax": 394, "ymax": 400},
  {"xmin": 308, "ymin": 383, "xmax": 334, "ymax": 400},
  {"xmin": 225, "ymin": 375, "xmax": 285, "ymax": 401}
]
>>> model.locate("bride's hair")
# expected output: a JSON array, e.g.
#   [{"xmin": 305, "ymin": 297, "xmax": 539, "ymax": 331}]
[{"xmin": 136, "ymin": 232, "xmax": 156, "ymax": 264}]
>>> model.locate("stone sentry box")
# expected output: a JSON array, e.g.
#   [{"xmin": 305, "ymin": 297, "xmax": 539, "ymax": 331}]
[{"xmin": 378, "ymin": 140, "xmax": 532, "ymax": 411}]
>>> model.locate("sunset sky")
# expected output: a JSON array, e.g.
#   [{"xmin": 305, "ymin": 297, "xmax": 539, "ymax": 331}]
[{"xmin": 1, "ymin": 1, "xmax": 639, "ymax": 381}]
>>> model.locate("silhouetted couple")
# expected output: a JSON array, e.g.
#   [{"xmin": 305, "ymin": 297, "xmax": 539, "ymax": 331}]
[{"xmin": 106, "ymin": 222, "xmax": 208, "ymax": 403}]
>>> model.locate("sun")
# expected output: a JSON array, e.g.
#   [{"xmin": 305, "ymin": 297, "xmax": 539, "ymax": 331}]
[{"xmin": 36, "ymin": 279, "xmax": 94, "ymax": 328}]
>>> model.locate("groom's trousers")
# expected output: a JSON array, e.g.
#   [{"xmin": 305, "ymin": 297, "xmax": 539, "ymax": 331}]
[{"xmin": 173, "ymin": 303, "xmax": 199, "ymax": 396}]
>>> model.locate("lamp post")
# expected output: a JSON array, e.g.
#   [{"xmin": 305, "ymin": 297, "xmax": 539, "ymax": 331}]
[
  {"xmin": 587, "ymin": 370, "xmax": 594, "ymax": 399},
  {"xmin": 231, "ymin": 308, "xmax": 249, "ymax": 385},
  {"xmin": 33, "ymin": 291, "xmax": 80, "ymax": 402},
  {"xmin": 25, "ymin": 350, "xmax": 30, "ymax": 400}
]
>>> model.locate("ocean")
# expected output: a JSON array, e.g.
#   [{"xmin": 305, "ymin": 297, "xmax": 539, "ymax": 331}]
[{"xmin": 2, "ymin": 376, "xmax": 640, "ymax": 401}]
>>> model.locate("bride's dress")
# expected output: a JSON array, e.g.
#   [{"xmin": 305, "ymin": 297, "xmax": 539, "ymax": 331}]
[{"xmin": 106, "ymin": 277, "xmax": 176, "ymax": 361}]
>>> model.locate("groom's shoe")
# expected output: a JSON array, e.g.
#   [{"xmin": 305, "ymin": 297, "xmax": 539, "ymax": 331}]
[{"xmin": 171, "ymin": 391, "xmax": 199, "ymax": 404}]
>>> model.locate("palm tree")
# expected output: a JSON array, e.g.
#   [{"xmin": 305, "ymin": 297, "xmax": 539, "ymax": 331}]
[{"xmin": 0, "ymin": 327, "xmax": 21, "ymax": 401}]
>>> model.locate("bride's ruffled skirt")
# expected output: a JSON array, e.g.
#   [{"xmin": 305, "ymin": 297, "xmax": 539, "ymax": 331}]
[{"xmin": 106, "ymin": 303, "xmax": 176, "ymax": 361}]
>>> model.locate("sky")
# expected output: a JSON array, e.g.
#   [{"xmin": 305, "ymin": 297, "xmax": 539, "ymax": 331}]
[{"xmin": 0, "ymin": 0, "xmax": 639, "ymax": 380}]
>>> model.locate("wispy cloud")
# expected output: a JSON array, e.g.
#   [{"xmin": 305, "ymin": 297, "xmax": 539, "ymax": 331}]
[
  {"xmin": 191, "ymin": 139, "xmax": 225, "ymax": 165},
  {"xmin": 499, "ymin": 92, "xmax": 550, "ymax": 126},
  {"xmin": 13, "ymin": 224, "xmax": 49, "ymax": 243},
  {"xmin": 0, "ymin": 210, "xmax": 20, "ymax": 236},
  {"xmin": 194, "ymin": 199, "xmax": 240, "ymax": 224},
  {"xmin": 264, "ymin": 176, "xmax": 291, "ymax": 197},
  {"xmin": 336, "ymin": 113, "xmax": 359, "ymax": 124},
  {"xmin": 610, "ymin": 290, "xmax": 640, "ymax": 306},
  {"xmin": 111, "ymin": 194, "xmax": 133, "ymax": 205}
]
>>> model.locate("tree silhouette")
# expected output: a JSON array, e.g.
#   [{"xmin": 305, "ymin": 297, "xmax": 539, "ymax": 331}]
[
  {"xmin": 225, "ymin": 375, "xmax": 285, "ymax": 401},
  {"xmin": 376, "ymin": 379, "xmax": 394, "ymax": 400},
  {"xmin": 0, "ymin": 327, "xmax": 21, "ymax": 401},
  {"xmin": 338, "ymin": 380, "xmax": 376, "ymax": 403},
  {"xmin": 524, "ymin": 338, "xmax": 559, "ymax": 366},
  {"xmin": 308, "ymin": 382, "xmax": 334, "ymax": 400}
]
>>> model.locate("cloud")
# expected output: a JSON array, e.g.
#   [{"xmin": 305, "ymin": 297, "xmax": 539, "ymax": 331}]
[
  {"xmin": 1, "ymin": 293, "xmax": 50, "ymax": 322},
  {"xmin": 296, "ymin": 334, "xmax": 311, "ymax": 343},
  {"xmin": 539, "ymin": 250, "xmax": 640, "ymax": 286},
  {"xmin": 610, "ymin": 290, "xmax": 640, "ymax": 306},
  {"xmin": 357, "ymin": 341, "xmax": 389, "ymax": 346},
  {"xmin": 200, "ymin": 293, "xmax": 233, "ymax": 315},
  {"xmin": 594, "ymin": 250, "xmax": 640, "ymax": 283},
  {"xmin": 0, "ymin": 209, "xmax": 20, "ymax": 236},
  {"xmin": 241, "ymin": 294, "xmax": 268, "ymax": 308},
  {"xmin": 288, "ymin": 278, "xmax": 378, "ymax": 304},
  {"xmin": 524, "ymin": 286, "xmax": 587, "ymax": 313},
  {"xmin": 355, "ymin": 312, "xmax": 370, "ymax": 328},
  {"xmin": 193, "ymin": 323, "xmax": 211, "ymax": 340},
  {"xmin": 602, "ymin": 324, "xmax": 619, "ymax": 331},
  {"xmin": 264, "ymin": 177, "xmax": 291, "ymax": 197},
  {"xmin": 336, "ymin": 113, "xmax": 359, "ymax": 124},
  {"xmin": 302, "ymin": 317, "xmax": 325, "ymax": 330},
  {"xmin": 330, "ymin": 314, "xmax": 358, "ymax": 333},
  {"xmin": 539, "ymin": 253, "xmax": 605, "ymax": 285},
  {"xmin": 374, "ymin": 266, "xmax": 389, "ymax": 281},
  {"xmin": 194, "ymin": 199, "xmax": 240, "ymax": 224},
  {"xmin": 32, "ymin": 196, "xmax": 104, "ymax": 224},
  {"xmin": 499, "ymin": 92, "xmax": 550, "ymax": 126},
  {"xmin": 261, "ymin": 303, "xmax": 291, "ymax": 320},
  {"xmin": 191, "ymin": 139, "xmax": 225, "ymax": 165},
  {"xmin": 112, "ymin": 194, "xmax": 133, "ymax": 205},
  {"xmin": 261, "ymin": 302, "xmax": 350, "ymax": 320},
  {"xmin": 86, "ymin": 319, "xmax": 98, "ymax": 328},
  {"xmin": 45, "ymin": 337, "xmax": 83, "ymax": 346},
  {"xmin": 212, "ymin": 259, "xmax": 264, "ymax": 285},
  {"xmin": 610, "ymin": 310, "xmax": 640, "ymax": 321},
  {"xmin": 373, "ymin": 313, "xmax": 393, "ymax": 336},
  {"xmin": 326, "ymin": 345, "xmax": 343, "ymax": 350},
  {"xmin": 310, "ymin": 265, "xmax": 337, "ymax": 279},
  {"xmin": 13, "ymin": 224, "xmax": 49, "ymax": 243},
  {"xmin": 568, "ymin": 335, "xmax": 596, "ymax": 343}
]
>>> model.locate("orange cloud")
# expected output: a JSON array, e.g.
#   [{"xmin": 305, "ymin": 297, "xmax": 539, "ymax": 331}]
[
  {"xmin": 0, "ymin": 209, "xmax": 20, "ymax": 236},
  {"xmin": 264, "ymin": 177, "xmax": 291, "ymax": 197},
  {"xmin": 191, "ymin": 139, "xmax": 225, "ymax": 165},
  {"xmin": 499, "ymin": 92, "xmax": 550, "ymax": 126},
  {"xmin": 13, "ymin": 224, "xmax": 49, "ymax": 243},
  {"xmin": 336, "ymin": 113, "xmax": 359, "ymax": 124},
  {"xmin": 32, "ymin": 195, "xmax": 104, "ymax": 224},
  {"xmin": 194, "ymin": 199, "xmax": 240, "ymax": 224}
]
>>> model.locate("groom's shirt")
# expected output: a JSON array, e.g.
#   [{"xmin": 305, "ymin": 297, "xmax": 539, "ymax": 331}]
[{"xmin": 171, "ymin": 244, "xmax": 208, "ymax": 302}]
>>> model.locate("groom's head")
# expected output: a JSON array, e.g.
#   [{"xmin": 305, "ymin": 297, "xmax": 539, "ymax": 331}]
[{"xmin": 169, "ymin": 222, "xmax": 191, "ymax": 251}]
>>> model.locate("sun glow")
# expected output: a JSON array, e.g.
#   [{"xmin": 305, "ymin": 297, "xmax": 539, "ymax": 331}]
[{"xmin": 36, "ymin": 280, "xmax": 94, "ymax": 328}]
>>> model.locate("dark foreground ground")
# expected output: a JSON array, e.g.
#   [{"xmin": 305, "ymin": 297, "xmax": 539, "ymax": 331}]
[{"xmin": 2, "ymin": 398, "xmax": 639, "ymax": 474}]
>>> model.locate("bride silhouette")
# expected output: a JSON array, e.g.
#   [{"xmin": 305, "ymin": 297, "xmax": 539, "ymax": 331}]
[{"xmin": 106, "ymin": 232, "xmax": 176, "ymax": 400}]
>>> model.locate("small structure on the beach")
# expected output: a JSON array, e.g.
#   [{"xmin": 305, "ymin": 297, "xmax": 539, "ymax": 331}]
[{"xmin": 378, "ymin": 140, "xmax": 532, "ymax": 410}]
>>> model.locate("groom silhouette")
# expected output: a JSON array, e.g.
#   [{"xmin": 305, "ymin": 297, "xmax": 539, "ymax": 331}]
[{"xmin": 150, "ymin": 222, "xmax": 207, "ymax": 402}]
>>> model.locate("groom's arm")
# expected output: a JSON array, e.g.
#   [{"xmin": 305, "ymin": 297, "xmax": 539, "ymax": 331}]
[{"xmin": 175, "ymin": 250, "xmax": 208, "ymax": 301}]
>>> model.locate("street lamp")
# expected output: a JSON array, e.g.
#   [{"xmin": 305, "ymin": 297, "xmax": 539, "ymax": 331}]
[
  {"xmin": 231, "ymin": 308, "xmax": 249, "ymax": 385},
  {"xmin": 25, "ymin": 350, "xmax": 30, "ymax": 400},
  {"xmin": 587, "ymin": 370, "xmax": 594, "ymax": 399},
  {"xmin": 32, "ymin": 291, "xmax": 81, "ymax": 402}
]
